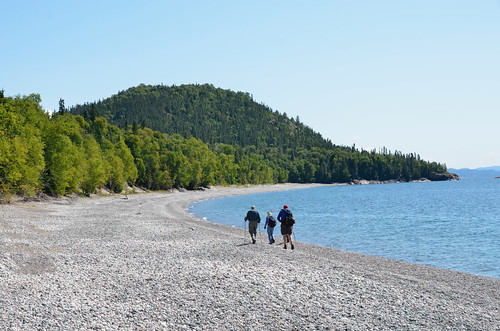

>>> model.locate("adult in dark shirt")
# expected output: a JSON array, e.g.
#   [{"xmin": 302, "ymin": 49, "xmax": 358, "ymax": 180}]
[
  {"xmin": 277, "ymin": 204, "xmax": 294, "ymax": 250},
  {"xmin": 244, "ymin": 206, "xmax": 261, "ymax": 244}
]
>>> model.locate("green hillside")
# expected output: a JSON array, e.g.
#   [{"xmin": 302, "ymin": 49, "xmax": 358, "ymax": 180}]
[
  {"xmin": 70, "ymin": 84, "xmax": 333, "ymax": 151},
  {"xmin": 0, "ymin": 87, "xmax": 450, "ymax": 199},
  {"xmin": 70, "ymin": 84, "xmax": 447, "ymax": 184}
]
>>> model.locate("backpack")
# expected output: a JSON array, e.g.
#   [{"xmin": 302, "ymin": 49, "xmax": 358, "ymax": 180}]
[
  {"xmin": 283, "ymin": 210, "xmax": 295, "ymax": 227},
  {"xmin": 246, "ymin": 210, "xmax": 260, "ymax": 223},
  {"xmin": 267, "ymin": 216, "xmax": 277, "ymax": 227}
]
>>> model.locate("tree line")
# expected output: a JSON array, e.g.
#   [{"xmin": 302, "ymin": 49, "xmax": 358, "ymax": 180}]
[{"xmin": 0, "ymin": 90, "xmax": 447, "ymax": 198}]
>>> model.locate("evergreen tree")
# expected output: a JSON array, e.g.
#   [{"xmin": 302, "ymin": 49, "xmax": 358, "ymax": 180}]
[{"xmin": 58, "ymin": 98, "xmax": 66, "ymax": 115}]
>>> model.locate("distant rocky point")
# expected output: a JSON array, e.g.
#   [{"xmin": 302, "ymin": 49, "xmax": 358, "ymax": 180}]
[
  {"xmin": 429, "ymin": 172, "xmax": 460, "ymax": 181},
  {"xmin": 349, "ymin": 172, "xmax": 459, "ymax": 185}
]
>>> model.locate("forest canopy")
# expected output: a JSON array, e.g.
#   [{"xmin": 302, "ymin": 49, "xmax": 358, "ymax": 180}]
[{"xmin": 0, "ymin": 87, "xmax": 447, "ymax": 198}]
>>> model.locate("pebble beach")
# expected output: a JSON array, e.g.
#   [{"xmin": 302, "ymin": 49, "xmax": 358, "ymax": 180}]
[{"xmin": 1, "ymin": 184, "xmax": 499, "ymax": 330}]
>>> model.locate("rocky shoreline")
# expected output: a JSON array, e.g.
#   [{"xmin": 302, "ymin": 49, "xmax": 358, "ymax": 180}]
[{"xmin": 1, "ymin": 184, "xmax": 498, "ymax": 330}]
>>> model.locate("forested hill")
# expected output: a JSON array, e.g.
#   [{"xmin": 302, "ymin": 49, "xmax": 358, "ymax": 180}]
[
  {"xmin": 70, "ymin": 84, "xmax": 333, "ymax": 151},
  {"xmin": 0, "ymin": 88, "xmax": 450, "ymax": 199},
  {"xmin": 69, "ymin": 84, "xmax": 449, "ymax": 184}
]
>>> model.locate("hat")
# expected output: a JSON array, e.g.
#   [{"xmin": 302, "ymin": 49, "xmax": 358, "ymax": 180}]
[
  {"xmin": 251, "ymin": 206, "xmax": 255, "ymax": 210},
  {"xmin": 266, "ymin": 211, "xmax": 272, "ymax": 216},
  {"xmin": 284, "ymin": 204, "xmax": 289, "ymax": 209}
]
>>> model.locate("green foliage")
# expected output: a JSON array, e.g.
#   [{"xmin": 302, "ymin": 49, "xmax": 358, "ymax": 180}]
[
  {"xmin": 43, "ymin": 114, "xmax": 84, "ymax": 195},
  {"xmin": 0, "ymin": 88, "xmax": 449, "ymax": 198},
  {"xmin": 80, "ymin": 135, "xmax": 107, "ymax": 196},
  {"xmin": 70, "ymin": 84, "xmax": 447, "ymax": 185},
  {"xmin": 0, "ymin": 95, "xmax": 47, "ymax": 196},
  {"xmin": 70, "ymin": 84, "xmax": 333, "ymax": 151},
  {"xmin": 115, "ymin": 139, "xmax": 138, "ymax": 184},
  {"xmin": 0, "ymin": 94, "xmax": 140, "ymax": 197}
]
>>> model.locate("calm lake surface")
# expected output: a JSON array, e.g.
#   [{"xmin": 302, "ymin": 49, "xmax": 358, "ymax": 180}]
[{"xmin": 189, "ymin": 178, "xmax": 499, "ymax": 278}]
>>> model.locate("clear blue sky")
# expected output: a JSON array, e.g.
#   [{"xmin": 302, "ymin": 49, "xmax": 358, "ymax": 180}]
[{"xmin": 2, "ymin": 1, "xmax": 499, "ymax": 169}]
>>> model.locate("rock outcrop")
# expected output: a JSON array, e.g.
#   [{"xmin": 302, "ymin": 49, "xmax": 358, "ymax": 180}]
[{"xmin": 428, "ymin": 172, "xmax": 460, "ymax": 181}]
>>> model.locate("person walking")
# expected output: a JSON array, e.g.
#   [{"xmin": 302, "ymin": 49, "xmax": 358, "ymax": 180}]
[
  {"xmin": 277, "ymin": 204, "xmax": 295, "ymax": 250},
  {"xmin": 264, "ymin": 211, "xmax": 277, "ymax": 244},
  {"xmin": 244, "ymin": 206, "xmax": 261, "ymax": 244}
]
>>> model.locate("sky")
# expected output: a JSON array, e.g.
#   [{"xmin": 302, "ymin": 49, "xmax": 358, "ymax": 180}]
[{"xmin": 2, "ymin": 1, "xmax": 499, "ymax": 169}]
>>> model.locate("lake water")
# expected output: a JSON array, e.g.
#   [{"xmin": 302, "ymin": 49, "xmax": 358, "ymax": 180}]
[{"xmin": 189, "ymin": 178, "xmax": 499, "ymax": 279}]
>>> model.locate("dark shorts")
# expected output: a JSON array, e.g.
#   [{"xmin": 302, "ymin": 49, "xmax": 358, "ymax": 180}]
[
  {"xmin": 248, "ymin": 221, "xmax": 258, "ymax": 235},
  {"xmin": 281, "ymin": 224, "xmax": 293, "ymax": 235}
]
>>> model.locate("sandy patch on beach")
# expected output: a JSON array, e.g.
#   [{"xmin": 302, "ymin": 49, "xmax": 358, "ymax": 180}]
[{"xmin": 0, "ymin": 184, "xmax": 498, "ymax": 330}]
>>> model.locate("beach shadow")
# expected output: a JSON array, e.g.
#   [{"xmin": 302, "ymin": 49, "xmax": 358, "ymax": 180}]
[{"xmin": 236, "ymin": 243, "xmax": 252, "ymax": 247}]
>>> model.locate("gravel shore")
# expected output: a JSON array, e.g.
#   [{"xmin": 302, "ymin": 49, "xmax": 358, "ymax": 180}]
[{"xmin": 1, "ymin": 184, "xmax": 498, "ymax": 330}]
